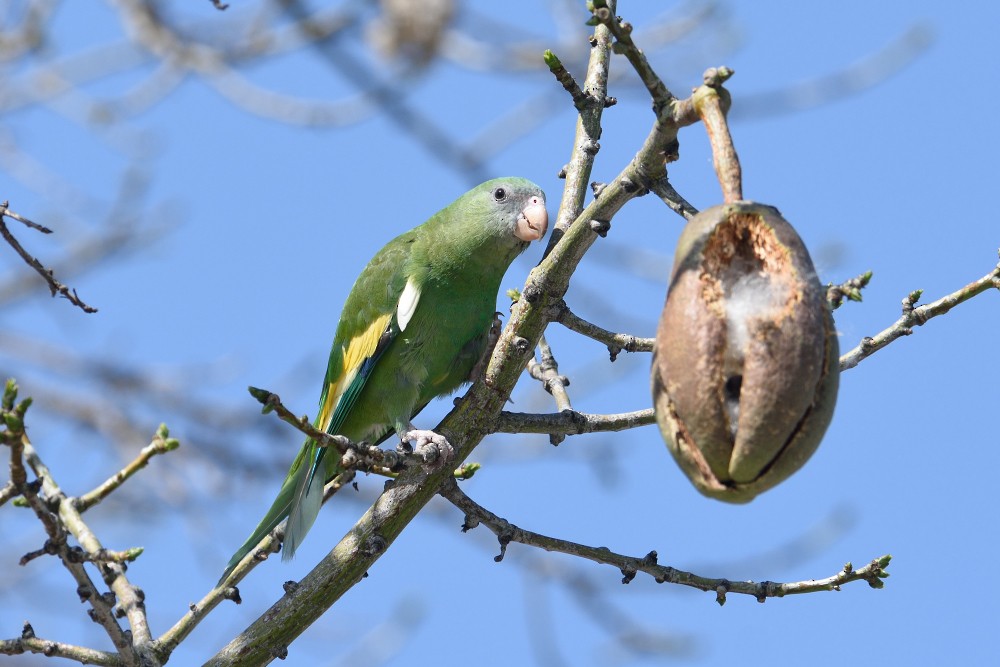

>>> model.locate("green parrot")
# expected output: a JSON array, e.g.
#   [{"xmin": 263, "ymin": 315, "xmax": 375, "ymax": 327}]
[{"xmin": 220, "ymin": 177, "xmax": 548, "ymax": 583}]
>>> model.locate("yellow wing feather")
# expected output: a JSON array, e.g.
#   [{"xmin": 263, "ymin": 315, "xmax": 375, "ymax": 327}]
[{"xmin": 317, "ymin": 312, "xmax": 393, "ymax": 433}]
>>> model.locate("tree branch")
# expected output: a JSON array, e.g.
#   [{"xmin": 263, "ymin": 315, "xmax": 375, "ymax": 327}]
[
  {"xmin": 440, "ymin": 478, "xmax": 890, "ymax": 604},
  {"xmin": 2, "ymin": 381, "xmax": 135, "ymax": 664},
  {"xmin": 549, "ymin": 299, "xmax": 653, "ymax": 361},
  {"xmin": 840, "ymin": 255, "xmax": 1000, "ymax": 371},
  {"xmin": 648, "ymin": 176, "xmax": 698, "ymax": 221},
  {"xmin": 22, "ymin": 439, "xmax": 158, "ymax": 665},
  {"xmin": 495, "ymin": 408, "xmax": 654, "ymax": 436},
  {"xmin": 526, "ymin": 334, "xmax": 573, "ymax": 411},
  {"xmin": 0, "ymin": 627, "xmax": 121, "ymax": 666},
  {"xmin": 0, "ymin": 201, "xmax": 98, "ymax": 313},
  {"xmin": 828, "ymin": 270, "xmax": 874, "ymax": 310},
  {"xmin": 544, "ymin": 0, "xmax": 616, "ymax": 254},
  {"xmin": 75, "ymin": 424, "xmax": 179, "ymax": 512}
]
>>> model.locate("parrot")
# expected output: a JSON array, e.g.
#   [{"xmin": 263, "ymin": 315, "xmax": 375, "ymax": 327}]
[{"xmin": 219, "ymin": 177, "xmax": 548, "ymax": 583}]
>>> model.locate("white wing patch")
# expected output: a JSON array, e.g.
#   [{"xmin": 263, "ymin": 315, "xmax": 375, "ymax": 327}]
[{"xmin": 397, "ymin": 277, "xmax": 421, "ymax": 331}]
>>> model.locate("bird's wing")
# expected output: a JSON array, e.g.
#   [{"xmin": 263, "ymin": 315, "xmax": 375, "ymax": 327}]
[{"xmin": 284, "ymin": 229, "xmax": 422, "ymax": 555}]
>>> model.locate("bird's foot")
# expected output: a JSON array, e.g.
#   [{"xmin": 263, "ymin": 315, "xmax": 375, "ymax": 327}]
[{"xmin": 401, "ymin": 429, "xmax": 454, "ymax": 468}]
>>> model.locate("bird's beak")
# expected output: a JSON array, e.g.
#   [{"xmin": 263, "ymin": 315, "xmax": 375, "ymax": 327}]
[{"xmin": 515, "ymin": 196, "xmax": 548, "ymax": 242}]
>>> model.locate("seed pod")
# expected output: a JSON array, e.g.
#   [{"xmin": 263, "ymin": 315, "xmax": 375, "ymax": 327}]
[{"xmin": 651, "ymin": 202, "xmax": 839, "ymax": 503}]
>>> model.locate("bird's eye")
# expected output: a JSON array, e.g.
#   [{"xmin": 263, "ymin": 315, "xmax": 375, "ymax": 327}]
[{"xmin": 493, "ymin": 187, "xmax": 507, "ymax": 201}]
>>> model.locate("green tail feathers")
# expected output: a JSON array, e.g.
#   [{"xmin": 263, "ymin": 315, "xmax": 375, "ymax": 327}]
[{"xmin": 218, "ymin": 441, "xmax": 326, "ymax": 584}]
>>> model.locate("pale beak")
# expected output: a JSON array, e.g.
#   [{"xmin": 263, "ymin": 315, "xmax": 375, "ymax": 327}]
[{"xmin": 514, "ymin": 196, "xmax": 548, "ymax": 242}]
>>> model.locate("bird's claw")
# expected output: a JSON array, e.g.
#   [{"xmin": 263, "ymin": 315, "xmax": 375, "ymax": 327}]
[{"xmin": 401, "ymin": 429, "xmax": 454, "ymax": 467}]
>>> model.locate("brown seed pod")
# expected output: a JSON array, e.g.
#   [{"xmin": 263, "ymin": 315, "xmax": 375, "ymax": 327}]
[{"xmin": 651, "ymin": 201, "xmax": 839, "ymax": 503}]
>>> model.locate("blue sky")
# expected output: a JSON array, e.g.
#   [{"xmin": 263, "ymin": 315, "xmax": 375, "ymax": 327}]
[{"xmin": 2, "ymin": 1, "xmax": 998, "ymax": 665}]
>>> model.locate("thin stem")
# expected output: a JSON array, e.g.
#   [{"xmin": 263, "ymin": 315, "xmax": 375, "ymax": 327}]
[
  {"xmin": 550, "ymin": 300, "xmax": 653, "ymax": 361},
  {"xmin": 76, "ymin": 425, "xmax": 179, "ymax": 512},
  {"xmin": 544, "ymin": 0, "xmax": 615, "ymax": 255},
  {"xmin": 440, "ymin": 479, "xmax": 890, "ymax": 604},
  {"xmin": 840, "ymin": 256, "xmax": 1000, "ymax": 371},
  {"xmin": 0, "ymin": 202, "xmax": 98, "ymax": 313},
  {"xmin": 828, "ymin": 271, "xmax": 874, "ymax": 310},
  {"xmin": 24, "ymin": 441, "xmax": 155, "ymax": 664},
  {"xmin": 648, "ymin": 177, "xmax": 699, "ymax": 221},
  {"xmin": 495, "ymin": 408, "xmax": 654, "ymax": 436},
  {"xmin": 0, "ymin": 634, "xmax": 121, "ymax": 666},
  {"xmin": 527, "ymin": 334, "xmax": 573, "ymax": 412},
  {"xmin": 543, "ymin": 50, "xmax": 587, "ymax": 112}
]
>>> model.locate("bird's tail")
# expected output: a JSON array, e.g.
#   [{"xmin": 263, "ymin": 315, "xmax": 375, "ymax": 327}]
[{"xmin": 218, "ymin": 440, "xmax": 327, "ymax": 585}]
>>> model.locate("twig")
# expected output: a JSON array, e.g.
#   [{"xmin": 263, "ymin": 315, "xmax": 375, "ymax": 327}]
[
  {"xmin": 151, "ymin": 474, "xmax": 351, "ymax": 663},
  {"xmin": 440, "ymin": 478, "xmax": 891, "ymax": 604},
  {"xmin": 246, "ymin": 386, "xmax": 440, "ymax": 473},
  {"xmin": 0, "ymin": 480, "xmax": 17, "ymax": 506},
  {"xmin": 495, "ymin": 408, "xmax": 654, "ymax": 436},
  {"xmin": 0, "ymin": 203, "xmax": 52, "ymax": 233},
  {"xmin": 0, "ymin": 632, "xmax": 122, "ymax": 666},
  {"xmin": 590, "ymin": 1, "xmax": 674, "ymax": 116},
  {"xmin": 527, "ymin": 335, "xmax": 572, "ymax": 411},
  {"xmin": 544, "ymin": 0, "xmax": 615, "ymax": 255},
  {"xmin": 543, "ymin": 50, "xmax": 587, "ymax": 112},
  {"xmin": 827, "ymin": 270, "xmax": 874, "ymax": 310},
  {"xmin": 840, "ymin": 255, "xmax": 1000, "ymax": 371},
  {"xmin": 75, "ymin": 424, "xmax": 179, "ymax": 512},
  {"xmin": 549, "ymin": 300, "xmax": 653, "ymax": 361},
  {"xmin": 2, "ymin": 381, "xmax": 134, "ymax": 662},
  {"xmin": 0, "ymin": 201, "xmax": 98, "ymax": 313},
  {"xmin": 525, "ymin": 334, "xmax": 572, "ymax": 444},
  {"xmin": 648, "ymin": 177, "xmax": 698, "ymax": 221},
  {"xmin": 247, "ymin": 386, "xmax": 352, "ymax": 452},
  {"xmin": 23, "ymin": 440, "xmax": 157, "ymax": 665}
]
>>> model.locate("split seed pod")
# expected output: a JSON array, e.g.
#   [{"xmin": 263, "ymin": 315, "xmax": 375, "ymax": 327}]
[{"xmin": 651, "ymin": 202, "xmax": 839, "ymax": 503}]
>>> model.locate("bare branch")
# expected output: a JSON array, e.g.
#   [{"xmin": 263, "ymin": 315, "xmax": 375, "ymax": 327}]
[
  {"xmin": 0, "ymin": 480, "xmax": 16, "ymax": 506},
  {"xmin": 0, "ymin": 202, "xmax": 98, "ymax": 313},
  {"xmin": 0, "ymin": 203, "xmax": 51, "ymax": 233},
  {"xmin": 828, "ymin": 270, "xmax": 874, "ymax": 310},
  {"xmin": 550, "ymin": 300, "xmax": 653, "ymax": 360},
  {"xmin": 75, "ymin": 425, "xmax": 180, "ymax": 513},
  {"xmin": 525, "ymin": 334, "xmax": 573, "ymax": 444},
  {"xmin": 2, "ymin": 382, "xmax": 134, "ymax": 662},
  {"xmin": 840, "ymin": 255, "xmax": 1000, "ymax": 371},
  {"xmin": 0, "ymin": 629, "xmax": 122, "ymax": 666},
  {"xmin": 543, "ymin": 49, "xmax": 588, "ymax": 111},
  {"xmin": 246, "ymin": 387, "xmax": 452, "ymax": 474},
  {"xmin": 440, "ymin": 478, "xmax": 890, "ymax": 603},
  {"xmin": 648, "ymin": 176, "xmax": 698, "ymax": 221},
  {"xmin": 545, "ymin": 0, "xmax": 616, "ymax": 254},
  {"xmin": 495, "ymin": 408, "xmax": 654, "ymax": 436},
  {"xmin": 526, "ymin": 335, "xmax": 573, "ymax": 412},
  {"xmin": 23, "ymin": 440, "xmax": 157, "ymax": 664},
  {"xmin": 590, "ymin": 2, "xmax": 675, "ymax": 115},
  {"xmin": 246, "ymin": 386, "xmax": 353, "ymax": 453}
]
